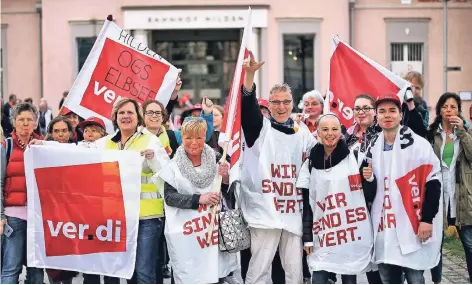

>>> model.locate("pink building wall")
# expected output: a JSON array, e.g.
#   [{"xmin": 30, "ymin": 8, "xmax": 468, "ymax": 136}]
[
  {"xmin": 1, "ymin": 0, "xmax": 471, "ymax": 119},
  {"xmin": 1, "ymin": 0, "xmax": 40, "ymax": 104},
  {"xmin": 354, "ymin": 0, "xmax": 472, "ymax": 121}
]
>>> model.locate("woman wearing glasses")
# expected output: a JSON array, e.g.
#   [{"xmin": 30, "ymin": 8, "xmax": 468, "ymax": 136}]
[
  {"xmin": 345, "ymin": 94, "xmax": 378, "ymax": 154},
  {"xmin": 142, "ymin": 81, "xmax": 214, "ymax": 159}
]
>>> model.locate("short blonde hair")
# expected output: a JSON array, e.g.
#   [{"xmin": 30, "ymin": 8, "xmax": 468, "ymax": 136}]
[{"xmin": 181, "ymin": 118, "xmax": 207, "ymax": 137}]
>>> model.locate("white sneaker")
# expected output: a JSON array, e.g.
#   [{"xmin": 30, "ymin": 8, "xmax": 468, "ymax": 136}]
[{"xmin": 224, "ymin": 275, "xmax": 241, "ymax": 284}]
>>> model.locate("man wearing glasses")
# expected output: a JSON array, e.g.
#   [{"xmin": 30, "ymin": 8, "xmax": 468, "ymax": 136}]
[{"xmin": 239, "ymin": 52, "xmax": 317, "ymax": 284}]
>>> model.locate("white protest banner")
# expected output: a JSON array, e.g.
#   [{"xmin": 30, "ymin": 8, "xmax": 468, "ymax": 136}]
[
  {"xmin": 297, "ymin": 153, "xmax": 373, "ymax": 274},
  {"xmin": 62, "ymin": 15, "xmax": 180, "ymax": 133},
  {"xmin": 25, "ymin": 145, "xmax": 141, "ymax": 278}
]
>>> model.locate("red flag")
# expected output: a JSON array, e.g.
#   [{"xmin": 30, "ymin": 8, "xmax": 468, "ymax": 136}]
[
  {"xmin": 218, "ymin": 9, "xmax": 253, "ymax": 184},
  {"xmin": 327, "ymin": 36, "xmax": 410, "ymax": 127}
]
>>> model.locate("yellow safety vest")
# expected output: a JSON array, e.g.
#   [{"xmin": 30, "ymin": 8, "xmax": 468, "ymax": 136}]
[
  {"xmin": 158, "ymin": 126, "xmax": 173, "ymax": 157},
  {"xmin": 104, "ymin": 132, "xmax": 164, "ymax": 218}
]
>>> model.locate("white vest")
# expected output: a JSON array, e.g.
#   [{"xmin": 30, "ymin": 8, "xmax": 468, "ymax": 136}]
[
  {"xmin": 240, "ymin": 119, "xmax": 317, "ymax": 236},
  {"xmin": 158, "ymin": 160, "xmax": 238, "ymax": 284},
  {"xmin": 297, "ymin": 152, "xmax": 373, "ymax": 274}
]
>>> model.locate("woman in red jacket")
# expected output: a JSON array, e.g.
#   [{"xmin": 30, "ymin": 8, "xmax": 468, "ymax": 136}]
[{"xmin": 1, "ymin": 102, "xmax": 44, "ymax": 284}]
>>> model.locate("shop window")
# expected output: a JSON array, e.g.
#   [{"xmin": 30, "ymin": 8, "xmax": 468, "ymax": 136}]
[{"xmin": 283, "ymin": 34, "xmax": 315, "ymax": 110}]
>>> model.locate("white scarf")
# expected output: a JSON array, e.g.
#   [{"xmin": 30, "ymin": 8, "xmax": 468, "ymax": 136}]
[{"xmin": 368, "ymin": 126, "xmax": 442, "ymax": 269}]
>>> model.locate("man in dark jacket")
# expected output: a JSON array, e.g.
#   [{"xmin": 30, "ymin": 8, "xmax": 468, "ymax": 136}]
[
  {"xmin": 402, "ymin": 99, "xmax": 427, "ymax": 138},
  {"xmin": 1, "ymin": 94, "xmax": 17, "ymax": 138}
]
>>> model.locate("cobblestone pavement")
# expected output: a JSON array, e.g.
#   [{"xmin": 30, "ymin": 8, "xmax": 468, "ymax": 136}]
[{"xmin": 19, "ymin": 250, "xmax": 469, "ymax": 284}]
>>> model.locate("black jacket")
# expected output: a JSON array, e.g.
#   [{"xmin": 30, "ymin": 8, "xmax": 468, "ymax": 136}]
[
  {"xmin": 2, "ymin": 103, "xmax": 13, "ymax": 137},
  {"xmin": 402, "ymin": 102, "xmax": 427, "ymax": 138},
  {"xmin": 301, "ymin": 140, "xmax": 377, "ymax": 243}
]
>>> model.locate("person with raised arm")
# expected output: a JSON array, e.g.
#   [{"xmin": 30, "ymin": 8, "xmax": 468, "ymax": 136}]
[{"xmin": 239, "ymin": 52, "xmax": 317, "ymax": 284}]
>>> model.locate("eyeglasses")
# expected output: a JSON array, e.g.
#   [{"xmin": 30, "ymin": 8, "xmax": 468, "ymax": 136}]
[
  {"xmin": 269, "ymin": 100, "xmax": 292, "ymax": 106},
  {"xmin": 145, "ymin": 111, "xmax": 162, "ymax": 117},
  {"xmin": 354, "ymin": 107, "xmax": 375, "ymax": 113},
  {"xmin": 183, "ymin": 116, "xmax": 205, "ymax": 123}
]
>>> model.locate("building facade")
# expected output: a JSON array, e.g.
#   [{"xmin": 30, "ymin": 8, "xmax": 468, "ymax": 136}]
[{"xmin": 1, "ymin": 0, "xmax": 471, "ymax": 119}]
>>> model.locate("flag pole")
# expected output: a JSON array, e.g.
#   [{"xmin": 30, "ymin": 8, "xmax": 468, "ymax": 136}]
[
  {"xmin": 206, "ymin": 143, "xmax": 228, "ymax": 241},
  {"xmin": 205, "ymin": 7, "xmax": 252, "ymax": 241}
]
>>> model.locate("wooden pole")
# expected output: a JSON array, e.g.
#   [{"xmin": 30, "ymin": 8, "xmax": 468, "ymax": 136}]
[{"xmin": 206, "ymin": 143, "xmax": 228, "ymax": 241}]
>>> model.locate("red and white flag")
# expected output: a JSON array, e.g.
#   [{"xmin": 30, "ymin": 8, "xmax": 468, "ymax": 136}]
[
  {"xmin": 62, "ymin": 16, "xmax": 180, "ymax": 133},
  {"xmin": 25, "ymin": 145, "xmax": 142, "ymax": 278},
  {"xmin": 218, "ymin": 8, "xmax": 253, "ymax": 184},
  {"xmin": 326, "ymin": 35, "xmax": 411, "ymax": 127}
]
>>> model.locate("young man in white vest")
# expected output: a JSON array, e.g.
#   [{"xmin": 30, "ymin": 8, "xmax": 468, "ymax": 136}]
[
  {"xmin": 366, "ymin": 94, "xmax": 442, "ymax": 284},
  {"xmin": 239, "ymin": 53, "xmax": 317, "ymax": 284}
]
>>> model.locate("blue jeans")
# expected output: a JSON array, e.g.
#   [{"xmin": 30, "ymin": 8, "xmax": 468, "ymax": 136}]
[
  {"xmin": 127, "ymin": 218, "xmax": 163, "ymax": 284},
  {"xmin": 1, "ymin": 216, "xmax": 44, "ymax": 284},
  {"xmin": 457, "ymin": 225, "xmax": 472, "ymax": 282},
  {"xmin": 312, "ymin": 271, "xmax": 356, "ymax": 284},
  {"xmin": 378, "ymin": 263, "xmax": 424, "ymax": 284}
]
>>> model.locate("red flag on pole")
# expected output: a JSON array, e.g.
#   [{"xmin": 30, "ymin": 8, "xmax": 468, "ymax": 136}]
[
  {"xmin": 326, "ymin": 35, "xmax": 411, "ymax": 127},
  {"xmin": 218, "ymin": 8, "xmax": 253, "ymax": 184}
]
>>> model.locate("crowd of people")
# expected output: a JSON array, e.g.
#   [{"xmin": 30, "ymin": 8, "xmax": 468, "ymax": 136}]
[{"xmin": 0, "ymin": 53, "xmax": 471, "ymax": 285}]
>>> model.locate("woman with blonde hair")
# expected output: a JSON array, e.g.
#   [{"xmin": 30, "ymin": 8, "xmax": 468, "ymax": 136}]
[{"xmin": 159, "ymin": 117, "xmax": 237, "ymax": 283}]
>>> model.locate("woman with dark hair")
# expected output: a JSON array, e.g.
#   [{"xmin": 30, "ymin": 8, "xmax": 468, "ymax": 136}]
[
  {"xmin": 62, "ymin": 108, "xmax": 84, "ymax": 142},
  {"xmin": 47, "ymin": 116, "xmax": 74, "ymax": 143},
  {"xmin": 345, "ymin": 94, "xmax": 378, "ymax": 155},
  {"xmin": 427, "ymin": 92, "xmax": 472, "ymax": 283}
]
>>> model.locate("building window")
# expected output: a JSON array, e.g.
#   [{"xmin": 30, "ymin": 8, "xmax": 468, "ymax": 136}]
[
  {"xmin": 390, "ymin": 43, "xmax": 424, "ymax": 77},
  {"xmin": 76, "ymin": 37, "xmax": 96, "ymax": 72},
  {"xmin": 283, "ymin": 35, "xmax": 314, "ymax": 111},
  {"xmin": 154, "ymin": 29, "xmax": 240, "ymax": 105}
]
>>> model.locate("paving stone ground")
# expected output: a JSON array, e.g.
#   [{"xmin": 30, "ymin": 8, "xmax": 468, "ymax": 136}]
[{"xmin": 18, "ymin": 250, "xmax": 469, "ymax": 284}]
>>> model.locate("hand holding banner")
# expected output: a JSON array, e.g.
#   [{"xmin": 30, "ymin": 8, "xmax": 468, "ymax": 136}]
[{"xmin": 25, "ymin": 145, "xmax": 141, "ymax": 278}]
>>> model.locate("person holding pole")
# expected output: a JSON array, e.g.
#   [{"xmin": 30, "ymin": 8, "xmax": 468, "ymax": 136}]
[
  {"xmin": 158, "ymin": 117, "xmax": 238, "ymax": 284},
  {"xmin": 239, "ymin": 52, "xmax": 317, "ymax": 284}
]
